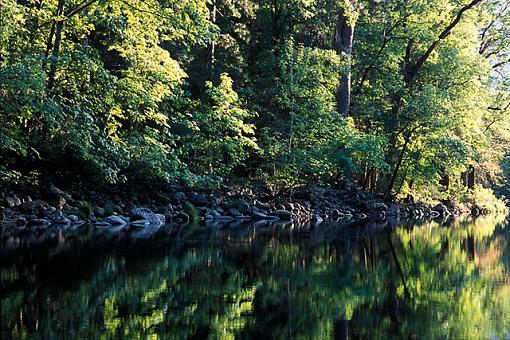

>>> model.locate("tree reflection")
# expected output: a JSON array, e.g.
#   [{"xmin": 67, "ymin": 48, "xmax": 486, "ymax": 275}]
[{"xmin": 1, "ymin": 215, "xmax": 509, "ymax": 339}]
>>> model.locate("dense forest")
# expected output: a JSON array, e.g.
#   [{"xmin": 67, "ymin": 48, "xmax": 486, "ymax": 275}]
[{"xmin": 1, "ymin": 0, "xmax": 509, "ymax": 207}]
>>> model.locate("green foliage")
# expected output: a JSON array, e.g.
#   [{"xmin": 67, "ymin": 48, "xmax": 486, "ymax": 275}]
[
  {"xmin": 0, "ymin": 0, "xmax": 508, "ymax": 200},
  {"xmin": 183, "ymin": 73, "xmax": 258, "ymax": 178}
]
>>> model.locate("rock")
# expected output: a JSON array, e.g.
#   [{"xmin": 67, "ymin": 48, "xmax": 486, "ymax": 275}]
[
  {"xmin": 25, "ymin": 214, "xmax": 38, "ymax": 221},
  {"xmin": 68, "ymin": 215, "xmax": 80, "ymax": 223},
  {"xmin": 189, "ymin": 193, "xmax": 209, "ymax": 206},
  {"xmin": 430, "ymin": 210, "xmax": 440, "ymax": 218},
  {"xmin": 52, "ymin": 215, "xmax": 71, "ymax": 226},
  {"xmin": 93, "ymin": 221, "xmax": 112, "ymax": 228},
  {"xmin": 209, "ymin": 209, "xmax": 221, "ymax": 217},
  {"xmin": 173, "ymin": 192, "xmax": 187, "ymax": 203},
  {"xmin": 26, "ymin": 219, "xmax": 50, "ymax": 228},
  {"xmin": 432, "ymin": 204, "xmax": 450, "ymax": 217},
  {"xmin": 255, "ymin": 200, "xmax": 271, "ymax": 210},
  {"xmin": 103, "ymin": 215, "xmax": 128, "ymax": 226},
  {"xmin": 284, "ymin": 202, "xmax": 295, "ymax": 211},
  {"xmin": 130, "ymin": 219, "xmax": 150, "ymax": 227},
  {"xmin": 15, "ymin": 217, "xmax": 27, "ymax": 226},
  {"xmin": 5, "ymin": 194, "xmax": 21, "ymax": 208},
  {"xmin": 214, "ymin": 215, "xmax": 234, "ymax": 222},
  {"xmin": 387, "ymin": 204, "xmax": 401, "ymax": 216},
  {"xmin": 228, "ymin": 199, "xmax": 251, "ymax": 214},
  {"xmin": 55, "ymin": 197, "xmax": 66, "ymax": 209},
  {"xmin": 19, "ymin": 199, "xmax": 49, "ymax": 212},
  {"xmin": 235, "ymin": 215, "xmax": 251, "ymax": 221},
  {"xmin": 370, "ymin": 202, "xmax": 388, "ymax": 211},
  {"xmin": 176, "ymin": 212, "xmax": 190, "ymax": 224},
  {"xmin": 94, "ymin": 206, "xmax": 106, "ymax": 218},
  {"xmin": 271, "ymin": 210, "xmax": 292, "ymax": 220},
  {"xmin": 130, "ymin": 207, "xmax": 165, "ymax": 226},
  {"xmin": 44, "ymin": 206, "xmax": 57, "ymax": 216},
  {"xmin": 155, "ymin": 214, "xmax": 165, "ymax": 225},
  {"xmin": 252, "ymin": 211, "xmax": 269, "ymax": 219},
  {"xmin": 311, "ymin": 214, "xmax": 323, "ymax": 225},
  {"xmin": 228, "ymin": 208, "xmax": 241, "ymax": 217}
]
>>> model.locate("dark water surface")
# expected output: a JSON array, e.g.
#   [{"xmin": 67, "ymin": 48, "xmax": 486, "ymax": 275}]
[{"xmin": 2, "ymin": 215, "xmax": 510, "ymax": 339}]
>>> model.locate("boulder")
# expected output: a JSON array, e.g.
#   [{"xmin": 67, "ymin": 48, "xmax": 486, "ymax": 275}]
[
  {"xmin": 228, "ymin": 208, "xmax": 241, "ymax": 217},
  {"xmin": 67, "ymin": 215, "xmax": 80, "ymax": 223},
  {"xmin": 19, "ymin": 199, "xmax": 49, "ymax": 212},
  {"xmin": 255, "ymin": 200, "xmax": 271, "ymax": 210},
  {"xmin": 432, "ymin": 204, "xmax": 450, "ymax": 217},
  {"xmin": 5, "ymin": 194, "xmax": 21, "ymax": 208},
  {"xmin": 311, "ymin": 214, "xmax": 323, "ymax": 225},
  {"xmin": 130, "ymin": 207, "xmax": 165, "ymax": 226},
  {"xmin": 189, "ymin": 193, "xmax": 209, "ymax": 206},
  {"xmin": 26, "ymin": 219, "xmax": 50, "ymax": 228},
  {"xmin": 93, "ymin": 221, "xmax": 112, "ymax": 228},
  {"xmin": 214, "ymin": 215, "xmax": 234, "ymax": 222},
  {"xmin": 103, "ymin": 215, "xmax": 128, "ymax": 226},
  {"xmin": 387, "ymin": 204, "xmax": 401, "ymax": 216},
  {"xmin": 252, "ymin": 211, "xmax": 270, "ymax": 219},
  {"xmin": 173, "ymin": 192, "xmax": 187, "ymax": 203},
  {"xmin": 228, "ymin": 199, "xmax": 252, "ymax": 214},
  {"xmin": 130, "ymin": 220, "xmax": 150, "ymax": 227},
  {"xmin": 270, "ymin": 210, "xmax": 292, "ymax": 220},
  {"xmin": 94, "ymin": 206, "xmax": 106, "ymax": 218}
]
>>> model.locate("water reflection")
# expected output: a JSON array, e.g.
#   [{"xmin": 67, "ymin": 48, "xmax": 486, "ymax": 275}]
[{"xmin": 1, "ymin": 215, "xmax": 509, "ymax": 339}]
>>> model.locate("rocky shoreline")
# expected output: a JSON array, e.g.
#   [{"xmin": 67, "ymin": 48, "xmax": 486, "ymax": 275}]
[{"xmin": 0, "ymin": 182, "xmax": 487, "ymax": 242}]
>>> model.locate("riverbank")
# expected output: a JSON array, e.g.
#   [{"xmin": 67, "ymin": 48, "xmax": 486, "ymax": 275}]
[{"xmin": 2, "ymin": 180, "xmax": 502, "ymax": 243}]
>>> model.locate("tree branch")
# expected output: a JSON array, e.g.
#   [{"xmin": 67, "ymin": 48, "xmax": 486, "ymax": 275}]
[{"xmin": 405, "ymin": 0, "xmax": 483, "ymax": 84}]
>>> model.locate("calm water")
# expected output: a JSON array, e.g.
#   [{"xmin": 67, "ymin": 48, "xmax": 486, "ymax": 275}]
[{"xmin": 1, "ymin": 215, "xmax": 509, "ymax": 339}]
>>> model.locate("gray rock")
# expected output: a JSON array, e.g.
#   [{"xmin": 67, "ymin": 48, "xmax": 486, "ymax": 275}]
[
  {"xmin": 52, "ymin": 215, "xmax": 71, "ymax": 226},
  {"xmin": 255, "ymin": 200, "xmax": 271, "ymax": 210},
  {"xmin": 16, "ymin": 217, "xmax": 27, "ymax": 226},
  {"xmin": 214, "ymin": 215, "xmax": 234, "ymax": 222},
  {"xmin": 271, "ymin": 210, "xmax": 292, "ymax": 220},
  {"xmin": 94, "ymin": 206, "xmax": 106, "ymax": 218},
  {"xmin": 235, "ymin": 215, "xmax": 251, "ymax": 221},
  {"xmin": 93, "ymin": 221, "xmax": 112, "ymax": 228},
  {"xmin": 44, "ymin": 206, "xmax": 57, "ymax": 215},
  {"xmin": 103, "ymin": 215, "xmax": 128, "ymax": 226},
  {"xmin": 173, "ymin": 192, "xmax": 187, "ymax": 202},
  {"xmin": 209, "ymin": 209, "xmax": 221, "ymax": 217},
  {"xmin": 228, "ymin": 199, "xmax": 251, "ymax": 214},
  {"xmin": 27, "ymin": 219, "xmax": 50, "ymax": 228},
  {"xmin": 354, "ymin": 213, "xmax": 367, "ymax": 219},
  {"xmin": 432, "ymin": 204, "xmax": 450, "ymax": 217},
  {"xmin": 228, "ymin": 208, "xmax": 241, "ymax": 217},
  {"xmin": 5, "ymin": 195, "xmax": 21, "ymax": 208},
  {"xmin": 387, "ymin": 204, "xmax": 401, "ymax": 216},
  {"xmin": 252, "ymin": 211, "xmax": 269, "ymax": 219},
  {"xmin": 311, "ymin": 214, "xmax": 323, "ymax": 225},
  {"xmin": 26, "ymin": 214, "xmax": 38, "ymax": 221},
  {"xmin": 130, "ymin": 207, "xmax": 164, "ymax": 226},
  {"xmin": 20, "ymin": 199, "xmax": 49, "ymax": 212},
  {"xmin": 68, "ymin": 215, "xmax": 80, "ymax": 223},
  {"xmin": 175, "ymin": 212, "xmax": 190, "ymax": 224},
  {"xmin": 131, "ymin": 219, "xmax": 150, "ymax": 227},
  {"xmin": 189, "ymin": 193, "xmax": 208, "ymax": 206}
]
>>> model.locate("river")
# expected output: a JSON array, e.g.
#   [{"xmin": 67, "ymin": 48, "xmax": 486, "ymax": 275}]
[{"xmin": 1, "ymin": 214, "xmax": 509, "ymax": 339}]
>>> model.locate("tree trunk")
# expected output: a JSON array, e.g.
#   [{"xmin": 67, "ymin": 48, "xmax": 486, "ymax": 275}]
[
  {"xmin": 467, "ymin": 165, "xmax": 475, "ymax": 189},
  {"xmin": 48, "ymin": 0, "xmax": 65, "ymax": 89},
  {"xmin": 335, "ymin": 4, "xmax": 355, "ymax": 116},
  {"xmin": 385, "ymin": 133, "xmax": 411, "ymax": 198},
  {"xmin": 210, "ymin": 0, "xmax": 216, "ymax": 75}
]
